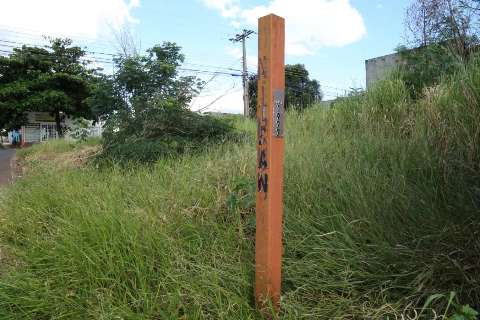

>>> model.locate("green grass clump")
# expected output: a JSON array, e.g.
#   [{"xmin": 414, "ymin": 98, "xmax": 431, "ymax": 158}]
[{"xmin": 1, "ymin": 58, "xmax": 480, "ymax": 319}]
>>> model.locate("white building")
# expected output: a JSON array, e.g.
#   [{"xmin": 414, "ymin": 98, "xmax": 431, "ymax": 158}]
[{"xmin": 8, "ymin": 112, "xmax": 102, "ymax": 144}]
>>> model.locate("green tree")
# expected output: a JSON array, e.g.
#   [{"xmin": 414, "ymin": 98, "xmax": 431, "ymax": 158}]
[
  {"xmin": 90, "ymin": 42, "xmax": 232, "ymax": 163},
  {"xmin": 86, "ymin": 74, "xmax": 124, "ymax": 121},
  {"xmin": 0, "ymin": 38, "xmax": 93, "ymax": 136},
  {"xmin": 247, "ymin": 64, "xmax": 323, "ymax": 117},
  {"xmin": 0, "ymin": 47, "xmax": 50, "ymax": 131},
  {"xmin": 91, "ymin": 42, "xmax": 202, "ymax": 120},
  {"xmin": 285, "ymin": 64, "xmax": 322, "ymax": 110}
]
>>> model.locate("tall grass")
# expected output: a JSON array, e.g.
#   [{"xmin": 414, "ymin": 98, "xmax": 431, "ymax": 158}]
[
  {"xmin": 1, "ymin": 58, "xmax": 480, "ymax": 319},
  {"xmin": 17, "ymin": 137, "xmax": 102, "ymax": 159}
]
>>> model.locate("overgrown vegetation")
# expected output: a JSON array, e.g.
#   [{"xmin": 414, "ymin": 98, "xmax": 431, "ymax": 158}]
[
  {"xmin": 398, "ymin": 0, "xmax": 480, "ymax": 97},
  {"xmin": 100, "ymin": 104, "xmax": 234, "ymax": 163},
  {"xmin": 88, "ymin": 42, "xmax": 234, "ymax": 163},
  {"xmin": 1, "ymin": 51, "xmax": 480, "ymax": 318},
  {"xmin": 396, "ymin": 43, "xmax": 463, "ymax": 97}
]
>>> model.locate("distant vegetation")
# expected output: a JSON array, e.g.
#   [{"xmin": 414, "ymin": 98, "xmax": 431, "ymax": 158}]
[
  {"xmin": 0, "ymin": 39, "xmax": 94, "ymax": 136},
  {"xmin": 248, "ymin": 64, "xmax": 322, "ymax": 117}
]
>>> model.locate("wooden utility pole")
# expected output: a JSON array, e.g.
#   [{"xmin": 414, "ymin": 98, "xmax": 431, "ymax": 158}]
[
  {"xmin": 255, "ymin": 14, "xmax": 285, "ymax": 314},
  {"xmin": 230, "ymin": 29, "xmax": 254, "ymax": 117}
]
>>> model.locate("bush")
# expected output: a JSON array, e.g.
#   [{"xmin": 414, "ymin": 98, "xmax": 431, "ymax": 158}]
[
  {"xmin": 396, "ymin": 44, "xmax": 464, "ymax": 97},
  {"xmin": 100, "ymin": 100, "xmax": 234, "ymax": 163}
]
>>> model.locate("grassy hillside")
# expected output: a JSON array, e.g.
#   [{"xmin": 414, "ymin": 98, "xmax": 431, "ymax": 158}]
[{"xmin": 1, "ymin": 58, "xmax": 480, "ymax": 319}]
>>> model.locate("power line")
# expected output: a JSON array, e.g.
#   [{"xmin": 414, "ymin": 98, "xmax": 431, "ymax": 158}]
[
  {"xmin": 0, "ymin": 35, "xmax": 116, "ymax": 58},
  {"xmin": 0, "ymin": 40, "xmax": 247, "ymax": 77},
  {"xmin": 248, "ymin": 61, "xmax": 353, "ymax": 91},
  {"xmin": 0, "ymin": 39, "xmax": 119, "ymax": 58},
  {"xmin": 197, "ymin": 80, "xmax": 242, "ymax": 112},
  {"xmin": 178, "ymin": 67, "xmax": 241, "ymax": 76},
  {"xmin": 0, "ymin": 43, "xmax": 114, "ymax": 64},
  {"xmin": 247, "ymin": 67, "xmax": 352, "ymax": 92},
  {"xmin": 190, "ymin": 60, "xmax": 241, "ymax": 108},
  {"xmin": 0, "ymin": 46, "xmax": 243, "ymax": 77},
  {"xmin": 182, "ymin": 61, "xmax": 242, "ymax": 73},
  {"xmin": 0, "ymin": 26, "xmax": 117, "ymax": 50},
  {"xmin": 0, "ymin": 48, "xmax": 113, "ymax": 65},
  {"xmin": 0, "ymin": 27, "xmax": 257, "ymax": 77}
]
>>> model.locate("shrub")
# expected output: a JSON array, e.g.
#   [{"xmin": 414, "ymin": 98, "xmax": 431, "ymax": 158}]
[
  {"xmin": 100, "ymin": 100, "xmax": 234, "ymax": 163},
  {"xmin": 396, "ymin": 44, "xmax": 464, "ymax": 98}
]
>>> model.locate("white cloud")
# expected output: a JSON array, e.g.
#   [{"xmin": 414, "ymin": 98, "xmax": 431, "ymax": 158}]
[
  {"xmin": 203, "ymin": 0, "xmax": 241, "ymax": 18},
  {"xmin": 0, "ymin": 0, "xmax": 139, "ymax": 40},
  {"xmin": 204, "ymin": 0, "xmax": 367, "ymax": 56}
]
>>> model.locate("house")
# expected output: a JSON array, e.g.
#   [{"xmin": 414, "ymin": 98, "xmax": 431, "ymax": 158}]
[
  {"xmin": 7, "ymin": 112, "xmax": 102, "ymax": 144},
  {"xmin": 21, "ymin": 112, "xmax": 60, "ymax": 143}
]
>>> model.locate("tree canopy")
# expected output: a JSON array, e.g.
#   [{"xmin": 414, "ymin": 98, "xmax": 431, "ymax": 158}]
[
  {"xmin": 0, "ymin": 38, "xmax": 93, "ymax": 135},
  {"xmin": 399, "ymin": 0, "xmax": 480, "ymax": 96},
  {"xmin": 248, "ymin": 64, "xmax": 322, "ymax": 117},
  {"xmin": 90, "ymin": 42, "xmax": 203, "ymax": 120},
  {"xmin": 405, "ymin": 0, "xmax": 480, "ymax": 57}
]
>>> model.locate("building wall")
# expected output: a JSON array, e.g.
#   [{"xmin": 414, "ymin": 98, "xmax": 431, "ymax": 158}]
[
  {"xmin": 7, "ymin": 112, "xmax": 103, "ymax": 144},
  {"xmin": 365, "ymin": 52, "xmax": 402, "ymax": 88},
  {"xmin": 23, "ymin": 112, "xmax": 60, "ymax": 143}
]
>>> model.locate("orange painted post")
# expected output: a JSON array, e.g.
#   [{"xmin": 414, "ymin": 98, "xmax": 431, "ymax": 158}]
[{"xmin": 255, "ymin": 14, "xmax": 285, "ymax": 314}]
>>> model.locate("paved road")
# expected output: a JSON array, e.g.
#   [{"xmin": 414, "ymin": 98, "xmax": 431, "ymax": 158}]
[{"xmin": 0, "ymin": 148, "xmax": 16, "ymax": 186}]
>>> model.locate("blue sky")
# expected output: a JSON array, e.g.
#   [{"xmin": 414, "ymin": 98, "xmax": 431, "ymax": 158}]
[{"xmin": 0, "ymin": 0, "xmax": 412, "ymax": 113}]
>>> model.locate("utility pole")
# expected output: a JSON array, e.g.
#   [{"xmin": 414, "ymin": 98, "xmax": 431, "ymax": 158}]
[{"xmin": 230, "ymin": 29, "xmax": 254, "ymax": 117}]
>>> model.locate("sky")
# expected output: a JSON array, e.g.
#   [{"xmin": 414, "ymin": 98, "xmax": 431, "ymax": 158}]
[{"xmin": 0, "ymin": 0, "xmax": 411, "ymax": 113}]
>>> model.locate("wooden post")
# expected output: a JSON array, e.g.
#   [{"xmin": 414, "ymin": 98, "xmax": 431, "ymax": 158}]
[{"xmin": 255, "ymin": 14, "xmax": 285, "ymax": 314}]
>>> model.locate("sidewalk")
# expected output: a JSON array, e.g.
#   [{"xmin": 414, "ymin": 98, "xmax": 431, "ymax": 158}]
[{"xmin": 0, "ymin": 148, "xmax": 16, "ymax": 186}]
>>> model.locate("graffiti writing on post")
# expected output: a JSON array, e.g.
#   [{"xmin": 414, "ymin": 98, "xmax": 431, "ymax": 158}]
[{"xmin": 257, "ymin": 56, "xmax": 268, "ymax": 198}]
